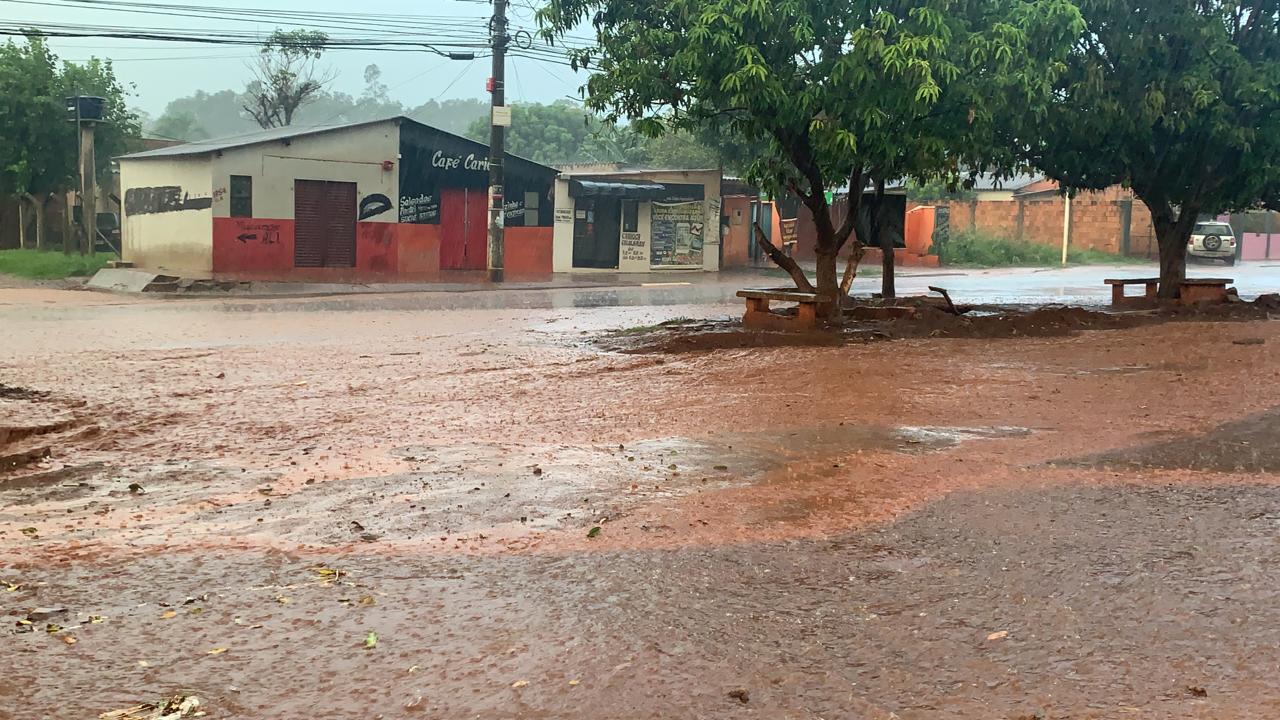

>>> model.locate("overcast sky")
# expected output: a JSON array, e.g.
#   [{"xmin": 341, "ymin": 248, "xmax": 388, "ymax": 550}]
[{"xmin": 5, "ymin": 0, "xmax": 587, "ymax": 116}]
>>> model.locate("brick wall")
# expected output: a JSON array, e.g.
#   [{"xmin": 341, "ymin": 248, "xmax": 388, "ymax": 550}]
[{"xmin": 937, "ymin": 195, "xmax": 1158, "ymax": 257}]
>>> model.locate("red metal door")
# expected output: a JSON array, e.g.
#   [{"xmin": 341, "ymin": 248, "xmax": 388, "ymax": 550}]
[
  {"xmin": 294, "ymin": 180, "xmax": 326, "ymax": 267},
  {"xmin": 464, "ymin": 188, "xmax": 487, "ymax": 270},
  {"xmin": 294, "ymin": 179, "xmax": 356, "ymax": 268},
  {"xmin": 323, "ymin": 182, "xmax": 356, "ymax": 267},
  {"xmin": 440, "ymin": 188, "xmax": 487, "ymax": 270}
]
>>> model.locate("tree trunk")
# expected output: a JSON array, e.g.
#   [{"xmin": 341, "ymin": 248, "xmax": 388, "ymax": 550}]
[
  {"xmin": 17, "ymin": 200, "xmax": 27, "ymax": 250},
  {"xmin": 880, "ymin": 233, "xmax": 895, "ymax": 299},
  {"xmin": 815, "ymin": 250, "xmax": 838, "ymax": 301},
  {"xmin": 1147, "ymin": 198, "xmax": 1200, "ymax": 299},
  {"xmin": 840, "ymin": 242, "xmax": 865, "ymax": 296},
  {"xmin": 35, "ymin": 195, "xmax": 46, "ymax": 250},
  {"xmin": 868, "ymin": 179, "xmax": 893, "ymax": 299},
  {"xmin": 753, "ymin": 222, "xmax": 814, "ymax": 293},
  {"xmin": 21, "ymin": 194, "xmax": 45, "ymax": 251}
]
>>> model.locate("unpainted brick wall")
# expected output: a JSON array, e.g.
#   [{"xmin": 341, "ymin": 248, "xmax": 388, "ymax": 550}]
[{"xmin": 937, "ymin": 196, "xmax": 1158, "ymax": 257}]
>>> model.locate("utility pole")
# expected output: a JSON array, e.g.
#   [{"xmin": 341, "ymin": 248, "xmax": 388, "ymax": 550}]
[
  {"xmin": 79, "ymin": 120, "xmax": 98, "ymax": 256},
  {"xmin": 68, "ymin": 96, "xmax": 105, "ymax": 256},
  {"xmin": 486, "ymin": 0, "xmax": 508, "ymax": 283}
]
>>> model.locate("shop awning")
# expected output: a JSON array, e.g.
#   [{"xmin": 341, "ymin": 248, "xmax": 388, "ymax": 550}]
[{"xmin": 569, "ymin": 179, "xmax": 667, "ymax": 199}]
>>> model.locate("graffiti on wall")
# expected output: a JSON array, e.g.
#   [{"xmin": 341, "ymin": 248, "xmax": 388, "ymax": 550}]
[
  {"xmin": 358, "ymin": 193, "xmax": 393, "ymax": 220},
  {"xmin": 124, "ymin": 186, "xmax": 214, "ymax": 215},
  {"xmin": 232, "ymin": 219, "xmax": 282, "ymax": 245},
  {"xmin": 399, "ymin": 194, "xmax": 439, "ymax": 224},
  {"xmin": 503, "ymin": 199, "xmax": 525, "ymax": 222}
]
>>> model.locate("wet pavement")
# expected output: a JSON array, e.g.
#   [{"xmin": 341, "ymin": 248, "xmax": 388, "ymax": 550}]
[{"xmin": 3, "ymin": 275, "xmax": 1280, "ymax": 718}]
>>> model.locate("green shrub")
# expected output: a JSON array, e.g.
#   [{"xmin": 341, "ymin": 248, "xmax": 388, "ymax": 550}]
[
  {"xmin": 0, "ymin": 250, "xmax": 114, "ymax": 279},
  {"xmin": 937, "ymin": 230, "xmax": 1128, "ymax": 267}
]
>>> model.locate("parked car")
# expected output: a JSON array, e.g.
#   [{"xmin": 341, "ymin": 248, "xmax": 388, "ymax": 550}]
[
  {"xmin": 1188, "ymin": 221, "xmax": 1237, "ymax": 265},
  {"xmin": 95, "ymin": 212, "xmax": 121, "ymax": 254}
]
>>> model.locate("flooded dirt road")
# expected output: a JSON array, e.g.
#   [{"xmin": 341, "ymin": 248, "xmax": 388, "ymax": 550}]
[{"xmin": 3, "ymin": 285, "xmax": 1280, "ymax": 718}]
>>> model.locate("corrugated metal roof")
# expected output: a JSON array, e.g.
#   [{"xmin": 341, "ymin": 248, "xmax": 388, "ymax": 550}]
[
  {"xmin": 118, "ymin": 117, "xmax": 398, "ymax": 160},
  {"xmin": 117, "ymin": 116, "xmax": 559, "ymax": 175}
]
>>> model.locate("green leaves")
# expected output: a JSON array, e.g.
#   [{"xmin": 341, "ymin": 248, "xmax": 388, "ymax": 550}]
[{"xmin": 0, "ymin": 34, "xmax": 138, "ymax": 197}]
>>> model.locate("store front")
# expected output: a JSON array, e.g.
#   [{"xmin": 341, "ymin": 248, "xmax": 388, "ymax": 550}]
[{"xmin": 552, "ymin": 169, "xmax": 722, "ymax": 274}]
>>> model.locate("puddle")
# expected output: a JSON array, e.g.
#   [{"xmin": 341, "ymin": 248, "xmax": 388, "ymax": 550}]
[{"xmin": 175, "ymin": 425, "xmax": 1032, "ymax": 546}]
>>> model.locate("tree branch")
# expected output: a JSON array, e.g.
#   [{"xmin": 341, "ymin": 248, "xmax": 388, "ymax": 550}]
[{"xmin": 754, "ymin": 221, "xmax": 815, "ymax": 293}]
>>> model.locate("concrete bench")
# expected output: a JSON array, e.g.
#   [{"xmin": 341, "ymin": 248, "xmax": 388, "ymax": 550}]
[
  {"xmin": 1104, "ymin": 277, "xmax": 1159, "ymax": 307},
  {"xmin": 1180, "ymin": 278, "xmax": 1233, "ymax": 305},
  {"xmin": 737, "ymin": 288, "xmax": 834, "ymax": 331}
]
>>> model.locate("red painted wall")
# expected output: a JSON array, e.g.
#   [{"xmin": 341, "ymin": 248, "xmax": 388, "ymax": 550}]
[
  {"xmin": 504, "ymin": 226, "xmax": 553, "ymax": 277},
  {"xmin": 213, "ymin": 217, "xmax": 444, "ymax": 281}
]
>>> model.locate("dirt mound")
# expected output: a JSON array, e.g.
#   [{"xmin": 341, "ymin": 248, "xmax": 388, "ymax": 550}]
[
  {"xmin": 610, "ymin": 296, "xmax": 1279, "ymax": 354},
  {"xmin": 888, "ymin": 304, "xmax": 1142, "ymax": 339}
]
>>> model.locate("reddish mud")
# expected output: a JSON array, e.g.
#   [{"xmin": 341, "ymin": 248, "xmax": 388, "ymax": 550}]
[{"xmin": 2, "ymin": 287, "xmax": 1280, "ymax": 718}]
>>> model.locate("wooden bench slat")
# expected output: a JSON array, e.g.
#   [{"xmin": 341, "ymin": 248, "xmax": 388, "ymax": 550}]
[
  {"xmin": 737, "ymin": 289, "xmax": 834, "ymax": 303},
  {"xmin": 1180, "ymin": 278, "xmax": 1233, "ymax": 286},
  {"xmin": 1103, "ymin": 278, "xmax": 1160, "ymax": 285}
]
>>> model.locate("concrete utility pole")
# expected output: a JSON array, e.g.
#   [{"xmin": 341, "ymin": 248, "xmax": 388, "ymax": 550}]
[
  {"xmin": 80, "ymin": 121, "xmax": 97, "ymax": 256},
  {"xmin": 486, "ymin": 0, "xmax": 508, "ymax": 283}
]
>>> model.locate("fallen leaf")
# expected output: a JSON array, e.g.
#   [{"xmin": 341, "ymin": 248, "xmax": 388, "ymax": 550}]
[
  {"xmin": 587, "ymin": 526, "xmax": 601, "ymax": 539},
  {"xmin": 19, "ymin": 527, "xmax": 38, "ymax": 536},
  {"xmin": 88, "ymin": 615, "xmax": 106, "ymax": 624},
  {"xmin": 1187, "ymin": 685, "xmax": 1208, "ymax": 697},
  {"xmin": 312, "ymin": 567, "xmax": 343, "ymax": 579},
  {"xmin": 4, "ymin": 582, "xmax": 21, "ymax": 592},
  {"xmin": 986, "ymin": 630, "xmax": 1009, "ymax": 641},
  {"xmin": 187, "ymin": 607, "xmax": 203, "ymax": 615},
  {"xmin": 45, "ymin": 623, "xmax": 63, "ymax": 633},
  {"xmin": 161, "ymin": 610, "xmax": 178, "ymax": 619},
  {"xmin": 207, "ymin": 647, "xmax": 228, "ymax": 655},
  {"xmin": 62, "ymin": 635, "xmax": 77, "ymax": 645},
  {"xmin": 275, "ymin": 595, "xmax": 291, "ymax": 605},
  {"xmin": 137, "ymin": 660, "xmax": 150, "ymax": 668},
  {"xmin": 128, "ymin": 483, "xmax": 146, "ymax": 494},
  {"xmin": 511, "ymin": 680, "xmax": 529, "ymax": 689},
  {"xmin": 364, "ymin": 631, "xmax": 378, "ymax": 649},
  {"xmin": 358, "ymin": 595, "xmax": 375, "ymax": 606},
  {"xmin": 568, "ymin": 679, "xmax": 580, "ymax": 686},
  {"xmin": 407, "ymin": 665, "xmax": 420, "ymax": 674},
  {"xmin": 713, "ymin": 465, "xmax": 729, "ymax": 471}
]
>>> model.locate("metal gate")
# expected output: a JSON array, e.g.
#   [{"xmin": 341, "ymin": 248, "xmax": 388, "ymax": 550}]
[
  {"xmin": 440, "ymin": 187, "xmax": 487, "ymax": 270},
  {"xmin": 294, "ymin": 179, "xmax": 356, "ymax": 268}
]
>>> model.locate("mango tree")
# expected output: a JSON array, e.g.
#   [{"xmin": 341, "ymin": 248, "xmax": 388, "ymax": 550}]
[
  {"xmin": 1024, "ymin": 0, "xmax": 1280, "ymax": 297},
  {"xmin": 538, "ymin": 0, "xmax": 1082, "ymax": 306}
]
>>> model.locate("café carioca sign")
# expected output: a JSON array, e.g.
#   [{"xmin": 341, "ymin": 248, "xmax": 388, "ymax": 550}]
[{"xmin": 431, "ymin": 150, "xmax": 491, "ymax": 173}]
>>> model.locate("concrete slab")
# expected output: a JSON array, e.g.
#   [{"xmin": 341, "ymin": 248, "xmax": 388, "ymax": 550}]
[{"xmin": 85, "ymin": 268, "xmax": 174, "ymax": 294}]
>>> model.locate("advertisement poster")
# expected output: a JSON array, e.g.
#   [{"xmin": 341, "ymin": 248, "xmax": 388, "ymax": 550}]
[{"xmin": 650, "ymin": 202, "xmax": 705, "ymax": 268}]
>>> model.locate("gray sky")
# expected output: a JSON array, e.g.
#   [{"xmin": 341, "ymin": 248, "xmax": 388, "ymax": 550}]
[{"xmin": 4, "ymin": 0, "xmax": 588, "ymax": 116}]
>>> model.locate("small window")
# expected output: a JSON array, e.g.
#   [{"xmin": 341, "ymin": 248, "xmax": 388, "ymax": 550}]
[
  {"xmin": 230, "ymin": 175, "xmax": 252, "ymax": 217},
  {"xmin": 524, "ymin": 191, "xmax": 539, "ymax": 226},
  {"xmin": 622, "ymin": 200, "xmax": 639, "ymax": 233}
]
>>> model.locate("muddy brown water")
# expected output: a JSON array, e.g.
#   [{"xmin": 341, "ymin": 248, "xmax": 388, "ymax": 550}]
[
  {"xmin": 4, "ymin": 287, "xmax": 1280, "ymax": 717},
  {"xmin": 5, "ymin": 482, "xmax": 1280, "ymax": 719}
]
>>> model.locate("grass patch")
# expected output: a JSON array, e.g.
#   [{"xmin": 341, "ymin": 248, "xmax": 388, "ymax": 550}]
[
  {"xmin": 0, "ymin": 250, "xmax": 115, "ymax": 279},
  {"xmin": 609, "ymin": 317, "xmax": 693, "ymax": 337},
  {"xmin": 938, "ymin": 230, "xmax": 1138, "ymax": 267}
]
